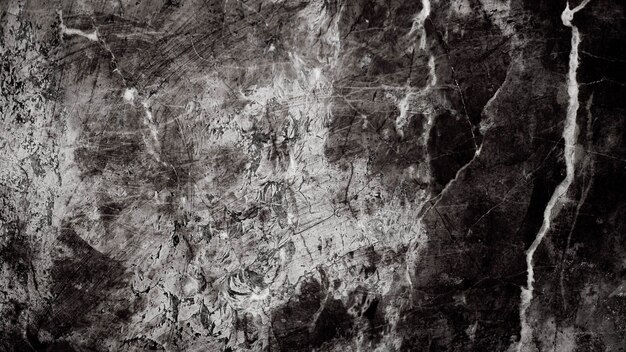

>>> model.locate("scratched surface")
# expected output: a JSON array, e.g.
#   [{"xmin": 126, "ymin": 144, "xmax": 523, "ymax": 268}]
[{"xmin": 1, "ymin": 0, "xmax": 626, "ymax": 351}]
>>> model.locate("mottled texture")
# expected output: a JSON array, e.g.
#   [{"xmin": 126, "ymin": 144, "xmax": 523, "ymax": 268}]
[{"xmin": 1, "ymin": 0, "xmax": 625, "ymax": 351}]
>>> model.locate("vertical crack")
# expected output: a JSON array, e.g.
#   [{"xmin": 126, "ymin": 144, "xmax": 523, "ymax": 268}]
[{"xmin": 517, "ymin": 1, "xmax": 590, "ymax": 350}]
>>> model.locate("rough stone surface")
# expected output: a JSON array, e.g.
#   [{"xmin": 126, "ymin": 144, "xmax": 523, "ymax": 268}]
[{"xmin": 1, "ymin": 0, "xmax": 625, "ymax": 351}]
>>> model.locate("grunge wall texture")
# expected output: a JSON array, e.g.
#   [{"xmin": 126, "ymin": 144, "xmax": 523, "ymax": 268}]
[{"xmin": 1, "ymin": 0, "xmax": 625, "ymax": 351}]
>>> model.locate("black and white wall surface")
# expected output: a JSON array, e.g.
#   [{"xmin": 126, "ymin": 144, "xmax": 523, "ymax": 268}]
[{"xmin": 1, "ymin": 0, "xmax": 625, "ymax": 351}]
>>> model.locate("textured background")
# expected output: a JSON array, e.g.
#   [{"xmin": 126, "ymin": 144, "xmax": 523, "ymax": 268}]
[{"xmin": 1, "ymin": 0, "xmax": 625, "ymax": 351}]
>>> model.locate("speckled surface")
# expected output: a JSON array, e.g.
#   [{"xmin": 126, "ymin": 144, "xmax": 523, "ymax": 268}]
[{"xmin": 1, "ymin": 0, "xmax": 626, "ymax": 351}]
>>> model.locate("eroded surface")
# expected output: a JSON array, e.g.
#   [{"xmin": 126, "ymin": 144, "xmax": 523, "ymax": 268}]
[{"xmin": 1, "ymin": 0, "xmax": 626, "ymax": 351}]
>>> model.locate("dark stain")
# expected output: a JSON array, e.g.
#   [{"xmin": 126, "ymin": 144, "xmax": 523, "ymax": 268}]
[
  {"xmin": 516, "ymin": 140, "xmax": 566, "ymax": 248},
  {"xmin": 427, "ymin": 111, "xmax": 476, "ymax": 194},
  {"xmin": 396, "ymin": 277, "xmax": 523, "ymax": 351},
  {"xmin": 574, "ymin": 333, "xmax": 606, "ymax": 352},
  {"xmin": 324, "ymin": 95, "xmax": 428, "ymax": 201},
  {"xmin": 249, "ymin": 99, "xmax": 297, "ymax": 172},
  {"xmin": 360, "ymin": 245, "xmax": 381, "ymax": 279},
  {"xmin": 346, "ymin": 287, "xmax": 387, "ymax": 343},
  {"xmin": 5, "ymin": 327, "xmax": 81, "ymax": 352},
  {"xmin": 166, "ymin": 0, "xmax": 183, "ymax": 8},
  {"xmin": 32, "ymin": 224, "xmax": 134, "ymax": 346},
  {"xmin": 0, "ymin": 219, "xmax": 30, "ymax": 286},
  {"xmin": 363, "ymin": 297, "xmax": 379, "ymax": 321},
  {"xmin": 551, "ymin": 3, "xmax": 626, "ymax": 332},
  {"xmin": 74, "ymin": 129, "xmax": 144, "ymax": 177},
  {"xmin": 270, "ymin": 276, "xmax": 353, "ymax": 351},
  {"xmin": 207, "ymin": 146, "xmax": 249, "ymax": 189},
  {"xmin": 429, "ymin": 1, "xmax": 512, "ymax": 129},
  {"xmin": 121, "ymin": 336, "xmax": 165, "ymax": 351},
  {"xmin": 234, "ymin": 312, "xmax": 259, "ymax": 348},
  {"xmin": 96, "ymin": 197, "xmax": 125, "ymax": 227},
  {"xmin": 311, "ymin": 295, "xmax": 352, "ymax": 347},
  {"xmin": 270, "ymin": 278, "xmax": 321, "ymax": 351}
]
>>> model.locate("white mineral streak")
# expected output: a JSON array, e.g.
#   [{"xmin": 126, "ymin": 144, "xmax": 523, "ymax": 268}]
[
  {"xmin": 411, "ymin": 0, "xmax": 431, "ymax": 50},
  {"xmin": 419, "ymin": 54, "xmax": 438, "ymax": 140},
  {"xmin": 57, "ymin": 10, "xmax": 99, "ymax": 42},
  {"xmin": 141, "ymin": 101, "xmax": 159, "ymax": 143},
  {"xmin": 426, "ymin": 143, "xmax": 483, "ymax": 214},
  {"xmin": 517, "ymin": 1, "xmax": 589, "ymax": 350},
  {"xmin": 401, "ymin": 0, "xmax": 438, "ymax": 294},
  {"xmin": 394, "ymin": 91, "xmax": 413, "ymax": 138},
  {"xmin": 123, "ymin": 88, "xmax": 137, "ymax": 105},
  {"xmin": 428, "ymin": 54, "xmax": 437, "ymax": 87},
  {"xmin": 141, "ymin": 100, "xmax": 163, "ymax": 162},
  {"xmin": 480, "ymin": 58, "xmax": 515, "ymax": 134},
  {"xmin": 395, "ymin": 0, "xmax": 436, "ymax": 138}
]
